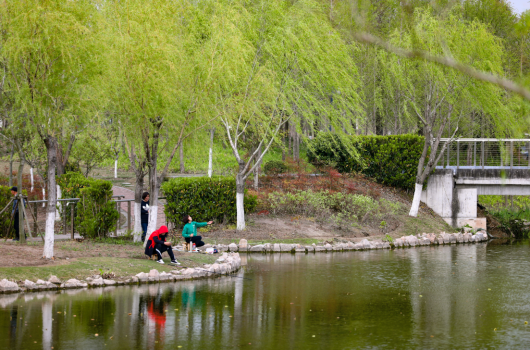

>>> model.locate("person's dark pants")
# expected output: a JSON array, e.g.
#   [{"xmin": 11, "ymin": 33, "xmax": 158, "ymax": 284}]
[
  {"xmin": 185, "ymin": 236, "xmax": 205, "ymax": 247},
  {"xmin": 154, "ymin": 243, "xmax": 175, "ymax": 261},
  {"xmin": 141, "ymin": 223, "xmax": 148, "ymax": 241},
  {"xmin": 13, "ymin": 212, "xmax": 19, "ymax": 240}
]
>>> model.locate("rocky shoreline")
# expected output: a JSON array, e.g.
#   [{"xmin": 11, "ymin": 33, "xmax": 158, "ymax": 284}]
[
  {"xmin": 0, "ymin": 252, "xmax": 242, "ymax": 295},
  {"xmin": 217, "ymin": 231, "xmax": 488, "ymax": 253},
  {"xmin": 0, "ymin": 231, "xmax": 488, "ymax": 295}
]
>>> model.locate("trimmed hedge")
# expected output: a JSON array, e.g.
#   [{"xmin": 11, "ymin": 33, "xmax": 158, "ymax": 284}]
[
  {"xmin": 162, "ymin": 176, "xmax": 258, "ymax": 227},
  {"xmin": 58, "ymin": 172, "xmax": 119, "ymax": 238},
  {"xmin": 307, "ymin": 133, "xmax": 426, "ymax": 190},
  {"xmin": 263, "ymin": 160, "xmax": 288, "ymax": 175}
]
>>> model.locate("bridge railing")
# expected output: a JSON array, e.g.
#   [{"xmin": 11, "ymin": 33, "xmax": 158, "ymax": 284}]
[{"xmin": 435, "ymin": 138, "xmax": 530, "ymax": 170}]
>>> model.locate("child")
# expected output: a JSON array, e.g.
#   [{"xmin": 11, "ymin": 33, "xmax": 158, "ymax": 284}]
[
  {"xmin": 144, "ymin": 225, "xmax": 180, "ymax": 265},
  {"xmin": 182, "ymin": 214, "xmax": 212, "ymax": 249}
]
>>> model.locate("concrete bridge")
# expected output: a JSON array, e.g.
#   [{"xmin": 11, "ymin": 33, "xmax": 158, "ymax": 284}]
[{"xmin": 421, "ymin": 139, "xmax": 530, "ymax": 229}]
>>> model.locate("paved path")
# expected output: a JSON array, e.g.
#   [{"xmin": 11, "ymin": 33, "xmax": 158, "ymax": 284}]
[{"xmin": 112, "ymin": 186, "xmax": 167, "ymax": 233}]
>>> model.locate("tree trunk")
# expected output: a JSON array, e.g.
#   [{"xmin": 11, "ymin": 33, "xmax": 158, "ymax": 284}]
[
  {"xmin": 145, "ymin": 163, "xmax": 160, "ymax": 247},
  {"xmin": 8, "ymin": 144, "xmax": 14, "ymax": 187},
  {"xmin": 408, "ymin": 183, "xmax": 423, "ymax": 217},
  {"xmin": 179, "ymin": 142, "xmax": 185, "ymax": 173},
  {"xmin": 254, "ymin": 144, "xmax": 261, "ymax": 189},
  {"xmin": 114, "ymin": 158, "xmax": 118, "ymax": 179},
  {"xmin": 133, "ymin": 174, "xmax": 144, "ymax": 242},
  {"xmin": 55, "ymin": 185, "xmax": 61, "ymax": 221},
  {"xmin": 17, "ymin": 160, "xmax": 25, "ymax": 244},
  {"xmin": 208, "ymin": 128, "xmax": 215, "ymax": 178},
  {"xmin": 236, "ymin": 163, "xmax": 245, "ymax": 231},
  {"xmin": 30, "ymin": 168, "xmax": 34, "ymax": 192},
  {"xmin": 43, "ymin": 136, "xmax": 58, "ymax": 259}
]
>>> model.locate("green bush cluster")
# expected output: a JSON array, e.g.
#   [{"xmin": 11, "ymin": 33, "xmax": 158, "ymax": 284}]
[
  {"xmin": 307, "ymin": 133, "xmax": 426, "ymax": 190},
  {"xmin": 162, "ymin": 176, "xmax": 258, "ymax": 227},
  {"xmin": 263, "ymin": 160, "xmax": 288, "ymax": 175},
  {"xmin": 0, "ymin": 186, "xmax": 13, "ymax": 237},
  {"xmin": 58, "ymin": 172, "xmax": 119, "ymax": 239},
  {"xmin": 265, "ymin": 189, "xmax": 404, "ymax": 230}
]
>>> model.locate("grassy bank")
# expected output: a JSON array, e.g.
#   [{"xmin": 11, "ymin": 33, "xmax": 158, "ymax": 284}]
[{"xmin": 0, "ymin": 240, "xmax": 218, "ymax": 282}]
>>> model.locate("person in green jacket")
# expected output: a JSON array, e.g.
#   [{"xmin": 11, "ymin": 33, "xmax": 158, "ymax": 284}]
[{"xmin": 182, "ymin": 214, "xmax": 212, "ymax": 248}]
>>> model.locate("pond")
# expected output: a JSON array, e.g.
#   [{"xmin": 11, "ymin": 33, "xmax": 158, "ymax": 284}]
[{"xmin": 2, "ymin": 241, "xmax": 530, "ymax": 349}]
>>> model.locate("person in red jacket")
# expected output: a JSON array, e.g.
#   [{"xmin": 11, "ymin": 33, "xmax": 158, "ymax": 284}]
[{"xmin": 144, "ymin": 225, "xmax": 180, "ymax": 265}]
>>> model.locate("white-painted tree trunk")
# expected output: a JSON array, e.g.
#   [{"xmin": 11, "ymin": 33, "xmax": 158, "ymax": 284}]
[
  {"xmin": 236, "ymin": 192, "xmax": 245, "ymax": 230},
  {"xmin": 133, "ymin": 202, "xmax": 142, "ymax": 242},
  {"xmin": 208, "ymin": 128, "xmax": 215, "ymax": 178},
  {"xmin": 144, "ymin": 205, "xmax": 158, "ymax": 248},
  {"xmin": 208, "ymin": 148, "xmax": 213, "ymax": 178},
  {"xmin": 44, "ymin": 211, "xmax": 56, "ymax": 258},
  {"xmin": 408, "ymin": 183, "xmax": 423, "ymax": 217},
  {"xmin": 55, "ymin": 185, "xmax": 61, "ymax": 220},
  {"xmin": 42, "ymin": 188, "xmax": 46, "ymax": 207},
  {"xmin": 114, "ymin": 160, "xmax": 118, "ymax": 179},
  {"xmin": 30, "ymin": 168, "xmax": 34, "ymax": 192}
]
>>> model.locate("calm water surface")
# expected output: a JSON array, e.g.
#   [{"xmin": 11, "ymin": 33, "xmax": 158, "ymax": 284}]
[{"xmin": 2, "ymin": 241, "xmax": 530, "ymax": 349}]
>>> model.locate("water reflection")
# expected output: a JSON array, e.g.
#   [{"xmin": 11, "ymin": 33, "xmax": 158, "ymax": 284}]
[{"xmin": 2, "ymin": 242, "xmax": 530, "ymax": 349}]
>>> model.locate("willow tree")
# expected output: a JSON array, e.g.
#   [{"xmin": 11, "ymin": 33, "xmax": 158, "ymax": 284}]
[
  {"xmin": 0, "ymin": 0, "xmax": 99, "ymax": 258},
  {"xmin": 216, "ymin": 0, "xmax": 362, "ymax": 230},
  {"xmin": 102, "ymin": 0, "xmax": 219, "ymax": 241},
  {"xmin": 379, "ymin": 10, "xmax": 513, "ymax": 216}
]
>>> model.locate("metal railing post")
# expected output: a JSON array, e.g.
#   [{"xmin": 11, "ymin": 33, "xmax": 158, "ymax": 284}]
[
  {"xmin": 474, "ymin": 142, "xmax": 476, "ymax": 167},
  {"xmin": 115, "ymin": 201, "xmax": 119, "ymax": 237},
  {"xmin": 127, "ymin": 200, "xmax": 131, "ymax": 232},
  {"xmin": 500, "ymin": 141, "xmax": 503, "ymax": 167},
  {"xmin": 71, "ymin": 203, "xmax": 75, "ymax": 240},
  {"xmin": 480, "ymin": 141, "xmax": 484, "ymax": 170},
  {"xmin": 33, "ymin": 203, "xmax": 38, "ymax": 235},
  {"xmin": 510, "ymin": 141, "xmax": 514, "ymax": 169},
  {"xmin": 457, "ymin": 141, "xmax": 460, "ymax": 170},
  {"xmin": 63, "ymin": 203, "xmax": 67, "ymax": 235},
  {"xmin": 447, "ymin": 142, "xmax": 450, "ymax": 167}
]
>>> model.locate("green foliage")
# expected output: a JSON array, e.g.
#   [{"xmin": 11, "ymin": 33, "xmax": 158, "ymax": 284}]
[
  {"xmin": 491, "ymin": 209, "xmax": 530, "ymax": 239},
  {"xmin": 58, "ymin": 172, "xmax": 119, "ymax": 239},
  {"xmin": 0, "ymin": 186, "xmax": 13, "ymax": 238},
  {"xmin": 162, "ymin": 177, "xmax": 258, "ymax": 227},
  {"xmin": 264, "ymin": 189, "xmax": 405, "ymax": 230},
  {"xmin": 308, "ymin": 133, "xmax": 425, "ymax": 189},
  {"xmin": 263, "ymin": 160, "xmax": 288, "ymax": 175}
]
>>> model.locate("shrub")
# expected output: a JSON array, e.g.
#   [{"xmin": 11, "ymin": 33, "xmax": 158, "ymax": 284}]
[
  {"xmin": 0, "ymin": 186, "xmax": 13, "ymax": 237},
  {"xmin": 263, "ymin": 160, "xmax": 288, "ymax": 175},
  {"xmin": 308, "ymin": 133, "xmax": 426, "ymax": 190},
  {"xmin": 263, "ymin": 189, "xmax": 406, "ymax": 230},
  {"xmin": 58, "ymin": 172, "xmax": 119, "ymax": 238},
  {"xmin": 162, "ymin": 176, "xmax": 258, "ymax": 227},
  {"xmin": 0, "ymin": 186, "xmax": 29, "ymax": 238}
]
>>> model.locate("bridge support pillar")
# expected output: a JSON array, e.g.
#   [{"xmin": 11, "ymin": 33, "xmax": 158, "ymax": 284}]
[{"xmin": 421, "ymin": 170, "xmax": 486, "ymax": 230}]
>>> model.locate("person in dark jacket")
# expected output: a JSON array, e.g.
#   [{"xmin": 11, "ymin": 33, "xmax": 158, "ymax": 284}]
[
  {"xmin": 10, "ymin": 186, "xmax": 26, "ymax": 241},
  {"xmin": 144, "ymin": 225, "xmax": 180, "ymax": 265},
  {"xmin": 141, "ymin": 192, "xmax": 149, "ymax": 242}
]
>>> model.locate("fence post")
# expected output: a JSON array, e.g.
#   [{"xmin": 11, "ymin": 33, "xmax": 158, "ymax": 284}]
[
  {"xmin": 127, "ymin": 200, "xmax": 131, "ymax": 232},
  {"xmin": 447, "ymin": 142, "xmax": 450, "ymax": 167},
  {"xmin": 19, "ymin": 195, "xmax": 25, "ymax": 244},
  {"xmin": 510, "ymin": 141, "xmax": 514, "ymax": 169},
  {"xmin": 115, "ymin": 202, "xmax": 119, "ymax": 237},
  {"xmin": 457, "ymin": 141, "xmax": 460, "ymax": 170},
  {"xmin": 474, "ymin": 142, "xmax": 476, "ymax": 167},
  {"xmin": 71, "ymin": 203, "xmax": 75, "ymax": 240},
  {"xmin": 61, "ymin": 202, "xmax": 68, "ymax": 235},
  {"xmin": 33, "ymin": 203, "xmax": 38, "ymax": 235},
  {"xmin": 480, "ymin": 141, "xmax": 485, "ymax": 170}
]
